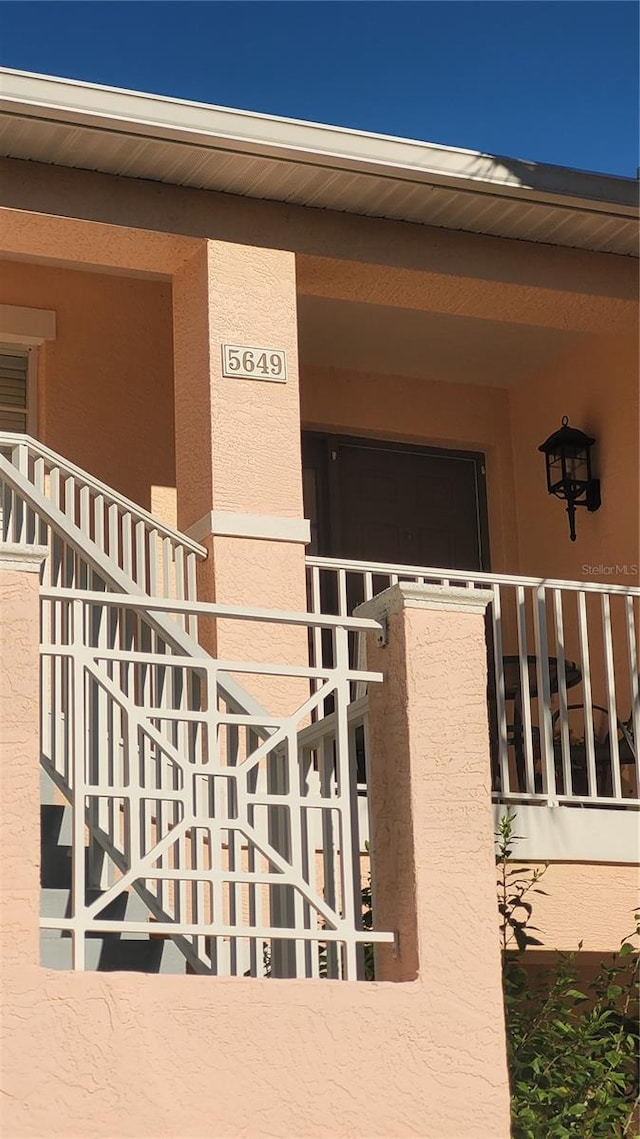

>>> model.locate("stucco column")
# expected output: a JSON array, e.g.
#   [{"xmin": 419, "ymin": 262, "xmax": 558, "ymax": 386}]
[
  {"xmin": 0, "ymin": 546, "xmax": 47, "ymax": 970},
  {"xmin": 172, "ymin": 240, "xmax": 308, "ymax": 688},
  {"xmin": 355, "ymin": 583, "xmax": 510, "ymax": 1123},
  {"xmin": 172, "ymin": 242, "xmax": 306, "ymax": 964}
]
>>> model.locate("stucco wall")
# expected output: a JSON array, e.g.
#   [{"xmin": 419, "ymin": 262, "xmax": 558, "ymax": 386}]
[
  {"xmin": 1, "ymin": 965, "xmax": 511, "ymax": 1139},
  {"xmin": 0, "ymin": 260, "xmax": 175, "ymax": 510},
  {"xmin": 510, "ymin": 862, "xmax": 639, "ymax": 953},
  {"xmin": 509, "ymin": 326, "xmax": 639, "ymax": 587},
  {"xmin": 3, "ymin": 158, "xmax": 637, "ymax": 331},
  {"xmin": 1, "ymin": 562, "xmax": 511, "ymax": 1139}
]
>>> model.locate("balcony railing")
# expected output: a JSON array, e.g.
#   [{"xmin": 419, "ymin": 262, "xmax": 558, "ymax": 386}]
[{"xmin": 306, "ymin": 556, "xmax": 640, "ymax": 810}]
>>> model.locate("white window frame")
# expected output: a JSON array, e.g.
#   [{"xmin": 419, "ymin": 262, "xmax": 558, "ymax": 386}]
[
  {"xmin": 0, "ymin": 304, "xmax": 56, "ymax": 438},
  {"xmin": 0, "ymin": 341, "xmax": 38, "ymax": 434}
]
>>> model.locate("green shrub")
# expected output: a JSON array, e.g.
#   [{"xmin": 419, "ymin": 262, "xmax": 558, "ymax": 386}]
[{"xmin": 497, "ymin": 812, "xmax": 639, "ymax": 1138}]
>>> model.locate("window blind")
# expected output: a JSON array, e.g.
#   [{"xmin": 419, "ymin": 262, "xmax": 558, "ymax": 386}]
[{"xmin": 0, "ymin": 350, "xmax": 28, "ymax": 432}]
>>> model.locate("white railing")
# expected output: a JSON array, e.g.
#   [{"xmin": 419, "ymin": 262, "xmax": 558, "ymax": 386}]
[
  {"xmin": 306, "ymin": 556, "xmax": 640, "ymax": 810},
  {"xmin": 298, "ymin": 695, "xmax": 371, "ymax": 846},
  {"xmin": 0, "ymin": 434, "xmax": 266, "ymax": 721},
  {"xmin": 0, "ymin": 434, "xmax": 205, "ymax": 629},
  {"xmin": 40, "ymin": 588, "xmax": 393, "ymax": 978}
]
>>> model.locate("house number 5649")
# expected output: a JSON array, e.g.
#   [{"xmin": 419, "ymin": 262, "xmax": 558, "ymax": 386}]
[{"xmin": 222, "ymin": 344, "xmax": 287, "ymax": 383}]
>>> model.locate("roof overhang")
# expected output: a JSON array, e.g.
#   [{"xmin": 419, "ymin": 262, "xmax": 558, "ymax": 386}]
[{"xmin": 0, "ymin": 67, "xmax": 638, "ymax": 256}]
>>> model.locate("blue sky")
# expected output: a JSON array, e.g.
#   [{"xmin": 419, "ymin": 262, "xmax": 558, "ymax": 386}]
[{"xmin": 0, "ymin": 1, "xmax": 638, "ymax": 177}]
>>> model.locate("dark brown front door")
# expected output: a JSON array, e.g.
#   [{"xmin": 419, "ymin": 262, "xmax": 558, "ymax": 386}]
[{"xmin": 302, "ymin": 434, "xmax": 490, "ymax": 571}]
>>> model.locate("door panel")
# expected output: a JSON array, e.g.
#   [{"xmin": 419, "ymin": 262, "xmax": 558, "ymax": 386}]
[{"xmin": 303, "ymin": 433, "xmax": 489, "ymax": 572}]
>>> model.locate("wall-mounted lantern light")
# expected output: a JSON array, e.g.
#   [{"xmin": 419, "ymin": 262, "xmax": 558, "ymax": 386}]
[{"xmin": 538, "ymin": 417, "xmax": 601, "ymax": 542}]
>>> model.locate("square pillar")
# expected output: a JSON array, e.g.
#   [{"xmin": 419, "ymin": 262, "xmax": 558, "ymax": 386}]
[
  {"xmin": 355, "ymin": 583, "xmax": 511, "ymax": 1130},
  {"xmin": 172, "ymin": 241, "xmax": 308, "ymax": 703},
  {"xmin": 0, "ymin": 546, "xmax": 47, "ymax": 970}
]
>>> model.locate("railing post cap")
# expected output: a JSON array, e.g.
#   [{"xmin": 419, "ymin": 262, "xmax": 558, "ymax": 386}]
[
  {"xmin": 354, "ymin": 581, "xmax": 494, "ymax": 622},
  {"xmin": 0, "ymin": 543, "xmax": 48, "ymax": 573}
]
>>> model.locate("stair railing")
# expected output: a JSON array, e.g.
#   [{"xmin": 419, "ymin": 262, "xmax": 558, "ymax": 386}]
[
  {"xmin": 40, "ymin": 587, "xmax": 393, "ymax": 979},
  {"xmin": 0, "ymin": 433, "xmax": 204, "ymax": 634},
  {"xmin": 0, "ymin": 435, "xmax": 301, "ymax": 972}
]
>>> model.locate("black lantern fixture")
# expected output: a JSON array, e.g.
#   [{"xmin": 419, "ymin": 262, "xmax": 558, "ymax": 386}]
[{"xmin": 538, "ymin": 417, "xmax": 601, "ymax": 542}]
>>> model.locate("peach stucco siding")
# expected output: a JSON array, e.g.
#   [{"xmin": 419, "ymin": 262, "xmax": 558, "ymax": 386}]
[
  {"xmin": 2, "ymin": 970, "xmax": 511, "ymax": 1139},
  {"xmin": 0, "ymin": 560, "xmax": 42, "ymax": 972},
  {"xmin": 1, "ymin": 259, "xmax": 175, "ymax": 510},
  {"xmin": 510, "ymin": 326, "xmax": 640, "ymax": 586},
  {"xmin": 2, "ymin": 156, "xmax": 637, "ymax": 329},
  {"xmin": 0, "ymin": 148, "xmax": 638, "ymax": 1138},
  {"xmin": 356, "ymin": 583, "xmax": 511, "ymax": 1126},
  {"xmin": 511, "ymin": 862, "xmax": 639, "ymax": 953},
  {"xmin": 171, "ymin": 240, "xmax": 308, "ymax": 698},
  {"xmin": 2, "ymin": 176, "xmax": 636, "ymax": 593},
  {"xmin": 173, "ymin": 242, "xmax": 304, "ymax": 528},
  {"xmin": 1, "ymin": 562, "xmax": 511, "ymax": 1139}
]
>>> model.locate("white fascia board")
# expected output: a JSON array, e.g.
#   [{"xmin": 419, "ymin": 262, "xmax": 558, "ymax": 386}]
[{"xmin": 0, "ymin": 66, "xmax": 637, "ymax": 217}]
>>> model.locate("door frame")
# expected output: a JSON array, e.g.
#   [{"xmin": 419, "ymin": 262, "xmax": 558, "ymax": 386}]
[{"xmin": 302, "ymin": 431, "xmax": 492, "ymax": 571}]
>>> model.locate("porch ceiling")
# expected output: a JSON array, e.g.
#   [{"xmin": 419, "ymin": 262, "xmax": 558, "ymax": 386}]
[{"xmin": 297, "ymin": 296, "xmax": 584, "ymax": 388}]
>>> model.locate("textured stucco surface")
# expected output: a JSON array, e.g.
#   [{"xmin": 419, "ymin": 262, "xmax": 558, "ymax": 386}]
[
  {"xmin": 195, "ymin": 533, "xmax": 310, "ymax": 712},
  {"xmin": 0, "ymin": 206, "xmax": 199, "ymax": 277},
  {"xmin": 2, "ymin": 968, "xmax": 511, "ymax": 1139},
  {"xmin": 0, "ymin": 260, "xmax": 175, "ymax": 510},
  {"xmin": 0, "ymin": 566, "xmax": 41, "ymax": 972},
  {"xmin": 295, "ymin": 254, "xmax": 636, "ymax": 335},
  {"xmin": 172, "ymin": 240, "xmax": 308, "ymax": 704},
  {"xmin": 172, "ymin": 240, "xmax": 304, "ymax": 528},
  {"xmin": 1, "ymin": 577, "xmax": 512, "ymax": 1139},
  {"xmin": 510, "ymin": 861, "xmax": 639, "ymax": 952},
  {"xmin": 509, "ymin": 325, "xmax": 639, "ymax": 588},
  {"xmin": 2, "ymin": 157, "xmax": 637, "ymax": 324},
  {"xmin": 358, "ymin": 588, "xmax": 512, "ymax": 1134}
]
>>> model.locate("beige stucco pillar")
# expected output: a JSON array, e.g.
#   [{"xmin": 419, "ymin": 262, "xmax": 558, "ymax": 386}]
[
  {"xmin": 0, "ymin": 546, "xmax": 46, "ymax": 970},
  {"xmin": 356, "ymin": 582, "xmax": 511, "ymax": 1125},
  {"xmin": 172, "ymin": 240, "xmax": 308, "ymax": 696}
]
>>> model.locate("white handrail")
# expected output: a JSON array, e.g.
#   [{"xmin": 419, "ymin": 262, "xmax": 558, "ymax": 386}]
[
  {"xmin": 306, "ymin": 554, "xmax": 640, "ymax": 597},
  {"xmin": 42, "ymin": 586, "xmax": 384, "ymax": 631},
  {"xmin": 306, "ymin": 553, "xmax": 640, "ymax": 810},
  {"xmin": 0, "ymin": 445, "xmax": 276, "ymax": 723},
  {"xmin": 0, "ymin": 433, "xmax": 205, "ymax": 555},
  {"xmin": 0, "ymin": 436, "xmax": 204, "ymax": 628}
]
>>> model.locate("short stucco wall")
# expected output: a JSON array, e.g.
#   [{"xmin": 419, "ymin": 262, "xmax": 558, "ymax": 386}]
[
  {"xmin": 2, "ymin": 967, "xmax": 511, "ymax": 1139},
  {"xmin": 0, "ymin": 562, "xmax": 513, "ymax": 1139}
]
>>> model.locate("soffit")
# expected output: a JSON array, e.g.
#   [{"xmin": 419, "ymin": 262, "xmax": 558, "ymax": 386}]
[{"xmin": 0, "ymin": 68, "xmax": 638, "ymax": 257}]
